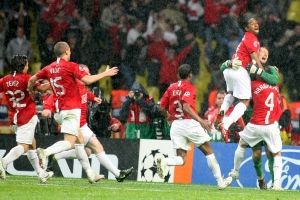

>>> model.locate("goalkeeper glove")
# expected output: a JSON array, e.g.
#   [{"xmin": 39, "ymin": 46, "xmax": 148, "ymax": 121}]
[
  {"xmin": 247, "ymin": 64, "xmax": 263, "ymax": 76},
  {"xmin": 225, "ymin": 57, "xmax": 242, "ymax": 70},
  {"xmin": 232, "ymin": 57, "xmax": 242, "ymax": 70}
]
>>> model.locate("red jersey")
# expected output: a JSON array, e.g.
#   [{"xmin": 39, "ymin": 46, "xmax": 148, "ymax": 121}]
[
  {"xmin": 77, "ymin": 82, "xmax": 95, "ymax": 127},
  {"xmin": 233, "ymin": 32, "xmax": 260, "ymax": 68},
  {"xmin": 43, "ymin": 81, "xmax": 95, "ymax": 127},
  {"xmin": 35, "ymin": 58, "xmax": 87, "ymax": 111},
  {"xmin": 160, "ymin": 80, "xmax": 197, "ymax": 120},
  {"xmin": 250, "ymin": 80, "xmax": 282, "ymax": 125},
  {"xmin": 0, "ymin": 73, "xmax": 39, "ymax": 126}
]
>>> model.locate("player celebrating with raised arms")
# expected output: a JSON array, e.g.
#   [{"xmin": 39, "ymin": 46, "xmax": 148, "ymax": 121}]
[
  {"xmin": 0, "ymin": 55, "xmax": 53, "ymax": 183},
  {"xmin": 157, "ymin": 64, "xmax": 232, "ymax": 190}
]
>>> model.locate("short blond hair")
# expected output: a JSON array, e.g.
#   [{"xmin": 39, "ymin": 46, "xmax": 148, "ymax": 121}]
[{"xmin": 54, "ymin": 42, "xmax": 69, "ymax": 57}]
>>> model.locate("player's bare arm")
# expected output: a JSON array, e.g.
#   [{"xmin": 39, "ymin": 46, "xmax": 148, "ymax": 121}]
[
  {"xmin": 35, "ymin": 82, "xmax": 51, "ymax": 93},
  {"xmin": 182, "ymin": 102, "xmax": 211, "ymax": 132},
  {"xmin": 81, "ymin": 66, "xmax": 119, "ymax": 85},
  {"xmin": 27, "ymin": 75, "xmax": 38, "ymax": 95},
  {"xmin": 250, "ymin": 52, "xmax": 264, "ymax": 70}
]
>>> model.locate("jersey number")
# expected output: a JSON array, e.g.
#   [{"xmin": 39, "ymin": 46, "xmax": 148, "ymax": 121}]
[
  {"xmin": 264, "ymin": 92, "xmax": 274, "ymax": 124},
  {"xmin": 50, "ymin": 77, "xmax": 65, "ymax": 96},
  {"xmin": 174, "ymin": 100, "xmax": 184, "ymax": 120},
  {"xmin": 6, "ymin": 90, "xmax": 26, "ymax": 108}
]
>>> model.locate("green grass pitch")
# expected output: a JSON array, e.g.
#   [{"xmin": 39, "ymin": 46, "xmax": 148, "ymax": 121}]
[{"xmin": 0, "ymin": 175, "xmax": 299, "ymax": 200}]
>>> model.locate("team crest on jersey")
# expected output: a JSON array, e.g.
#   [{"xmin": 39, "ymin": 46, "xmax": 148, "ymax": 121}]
[
  {"xmin": 184, "ymin": 91, "xmax": 190, "ymax": 97},
  {"xmin": 253, "ymin": 41, "xmax": 259, "ymax": 47},
  {"xmin": 79, "ymin": 65, "xmax": 84, "ymax": 71}
]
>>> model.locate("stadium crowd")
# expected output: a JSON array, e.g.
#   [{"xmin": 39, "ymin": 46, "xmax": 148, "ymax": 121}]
[{"xmin": 0, "ymin": 0, "xmax": 299, "ymax": 142}]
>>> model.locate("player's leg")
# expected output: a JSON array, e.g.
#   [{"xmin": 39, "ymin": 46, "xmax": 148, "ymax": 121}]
[
  {"xmin": 36, "ymin": 110, "xmax": 79, "ymax": 168},
  {"xmin": 0, "ymin": 115, "xmax": 37, "ymax": 179},
  {"xmin": 86, "ymin": 135, "xmax": 133, "ymax": 182},
  {"xmin": 217, "ymin": 69, "xmax": 235, "ymax": 125},
  {"xmin": 265, "ymin": 145, "xmax": 274, "ymax": 187},
  {"xmin": 27, "ymin": 138, "xmax": 53, "ymax": 183},
  {"xmin": 156, "ymin": 120, "xmax": 187, "ymax": 179},
  {"xmin": 262, "ymin": 123, "xmax": 283, "ymax": 190},
  {"xmin": 198, "ymin": 141, "xmax": 232, "ymax": 190},
  {"xmin": 220, "ymin": 68, "xmax": 251, "ymax": 139},
  {"xmin": 229, "ymin": 141, "xmax": 247, "ymax": 179},
  {"xmin": 190, "ymin": 118, "xmax": 232, "ymax": 190},
  {"xmin": 229, "ymin": 124, "xmax": 262, "ymax": 179},
  {"xmin": 251, "ymin": 146, "xmax": 267, "ymax": 190}
]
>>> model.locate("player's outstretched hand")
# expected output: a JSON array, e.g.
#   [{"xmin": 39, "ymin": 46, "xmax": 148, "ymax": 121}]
[{"xmin": 105, "ymin": 65, "xmax": 119, "ymax": 76}]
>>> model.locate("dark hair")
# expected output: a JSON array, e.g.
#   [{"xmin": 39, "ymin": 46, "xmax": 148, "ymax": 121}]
[
  {"xmin": 217, "ymin": 90, "xmax": 226, "ymax": 96},
  {"xmin": 10, "ymin": 54, "xmax": 27, "ymax": 74},
  {"xmin": 237, "ymin": 15, "xmax": 254, "ymax": 31},
  {"xmin": 178, "ymin": 64, "xmax": 192, "ymax": 79}
]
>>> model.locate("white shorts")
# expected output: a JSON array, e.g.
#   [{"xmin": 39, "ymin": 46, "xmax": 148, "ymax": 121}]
[
  {"xmin": 16, "ymin": 115, "xmax": 38, "ymax": 144},
  {"xmin": 54, "ymin": 109, "xmax": 81, "ymax": 136},
  {"xmin": 170, "ymin": 119, "xmax": 211, "ymax": 151},
  {"xmin": 223, "ymin": 67, "xmax": 251, "ymax": 99},
  {"xmin": 80, "ymin": 124, "xmax": 96, "ymax": 146},
  {"xmin": 239, "ymin": 122, "xmax": 282, "ymax": 153}
]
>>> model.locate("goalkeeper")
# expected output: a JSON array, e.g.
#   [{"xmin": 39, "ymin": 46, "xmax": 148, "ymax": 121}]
[
  {"xmin": 216, "ymin": 16, "xmax": 279, "ymax": 143},
  {"xmin": 222, "ymin": 47, "xmax": 279, "ymax": 190}
]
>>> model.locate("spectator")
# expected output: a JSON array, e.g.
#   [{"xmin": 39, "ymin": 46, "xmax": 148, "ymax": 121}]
[
  {"xmin": 100, "ymin": 0, "xmax": 123, "ymax": 31},
  {"xmin": 217, "ymin": 28, "xmax": 244, "ymax": 59},
  {"xmin": 67, "ymin": 33, "xmax": 82, "ymax": 63},
  {"xmin": 146, "ymin": 23, "xmax": 169, "ymax": 87},
  {"xmin": 6, "ymin": 2, "xmax": 31, "ymax": 44},
  {"xmin": 126, "ymin": 19, "xmax": 145, "ymax": 45},
  {"xmin": 157, "ymin": 41, "xmax": 196, "ymax": 97},
  {"xmin": 119, "ymin": 81, "xmax": 157, "ymax": 139},
  {"xmin": 6, "ymin": 26, "xmax": 33, "ymax": 63},
  {"xmin": 42, "ymin": 8, "xmax": 70, "ymax": 43},
  {"xmin": 120, "ymin": 36, "xmax": 147, "ymax": 90},
  {"xmin": 110, "ymin": 14, "xmax": 131, "ymax": 57},
  {"xmin": 203, "ymin": 0, "xmax": 231, "ymax": 64},
  {"xmin": 176, "ymin": 27, "xmax": 200, "ymax": 83},
  {"xmin": 39, "ymin": 35, "xmax": 56, "ymax": 69},
  {"xmin": 185, "ymin": 0, "xmax": 205, "ymax": 38},
  {"xmin": 204, "ymin": 90, "xmax": 227, "ymax": 142},
  {"xmin": 204, "ymin": 90, "xmax": 244, "ymax": 143},
  {"xmin": 160, "ymin": 2, "xmax": 187, "ymax": 29},
  {"xmin": 88, "ymin": 96, "xmax": 123, "ymax": 138},
  {"xmin": 163, "ymin": 19, "xmax": 177, "ymax": 44},
  {"xmin": 0, "ymin": 13, "xmax": 7, "ymax": 75},
  {"xmin": 110, "ymin": 79, "xmax": 130, "ymax": 120}
]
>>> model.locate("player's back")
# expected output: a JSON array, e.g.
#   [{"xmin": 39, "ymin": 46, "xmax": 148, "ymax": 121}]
[
  {"xmin": 36, "ymin": 58, "xmax": 87, "ymax": 110},
  {"xmin": 250, "ymin": 80, "xmax": 282, "ymax": 125},
  {"xmin": 161, "ymin": 81, "xmax": 196, "ymax": 121},
  {"xmin": 1, "ymin": 73, "xmax": 36, "ymax": 126}
]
